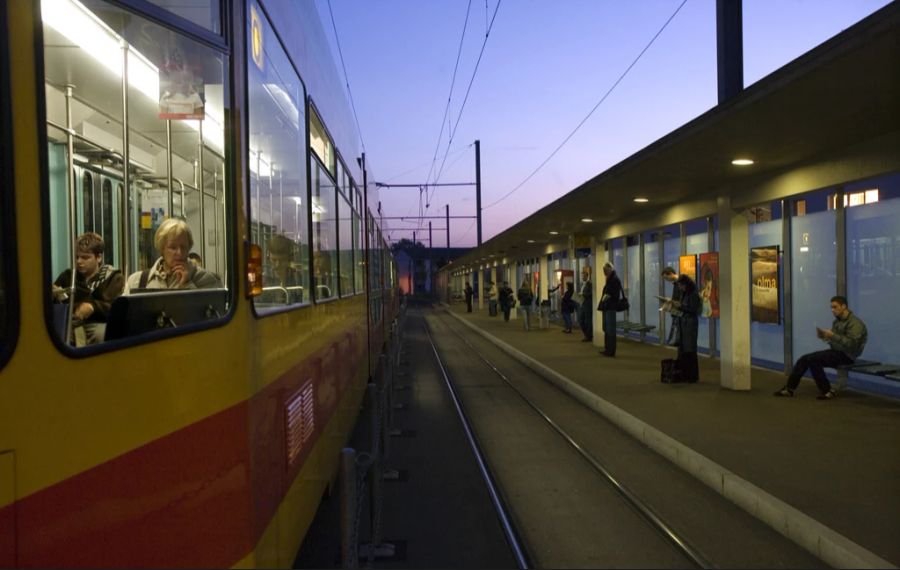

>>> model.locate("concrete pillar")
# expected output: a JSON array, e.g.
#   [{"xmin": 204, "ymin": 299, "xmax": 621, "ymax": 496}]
[
  {"xmin": 471, "ymin": 270, "xmax": 477, "ymax": 310},
  {"xmin": 490, "ymin": 266, "xmax": 497, "ymax": 313},
  {"xmin": 478, "ymin": 268, "xmax": 485, "ymax": 311},
  {"xmin": 717, "ymin": 196, "xmax": 752, "ymax": 390},
  {"xmin": 539, "ymin": 256, "xmax": 549, "ymax": 304}
]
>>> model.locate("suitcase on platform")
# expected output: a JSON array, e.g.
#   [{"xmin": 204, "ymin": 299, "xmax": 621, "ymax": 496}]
[{"xmin": 660, "ymin": 358, "xmax": 682, "ymax": 383}]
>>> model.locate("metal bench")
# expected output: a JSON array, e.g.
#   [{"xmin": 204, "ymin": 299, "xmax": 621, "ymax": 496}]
[
  {"xmin": 835, "ymin": 359, "xmax": 900, "ymax": 391},
  {"xmin": 616, "ymin": 321, "xmax": 656, "ymax": 336}
]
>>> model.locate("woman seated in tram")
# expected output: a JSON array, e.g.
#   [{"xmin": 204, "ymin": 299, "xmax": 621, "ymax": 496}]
[{"xmin": 124, "ymin": 218, "xmax": 221, "ymax": 293}]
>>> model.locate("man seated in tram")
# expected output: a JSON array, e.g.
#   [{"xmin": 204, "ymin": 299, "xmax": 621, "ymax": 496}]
[
  {"xmin": 124, "ymin": 218, "xmax": 221, "ymax": 292},
  {"xmin": 51, "ymin": 232, "xmax": 125, "ymax": 346},
  {"xmin": 265, "ymin": 234, "xmax": 303, "ymax": 303}
]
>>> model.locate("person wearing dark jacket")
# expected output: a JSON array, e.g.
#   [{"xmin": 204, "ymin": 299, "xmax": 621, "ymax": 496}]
[
  {"xmin": 577, "ymin": 266, "xmax": 593, "ymax": 342},
  {"xmin": 661, "ymin": 266, "xmax": 683, "ymax": 345},
  {"xmin": 597, "ymin": 262, "xmax": 622, "ymax": 356},
  {"xmin": 774, "ymin": 296, "xmax": 867, "ymax": 400},
  {"xmin": 665, "ymin": 274, "xmax": 702, "ymax": 382},
  {"xmin": 561, "ymin": 281, "xmax": 576, "ymax": 333},
  {"xmin": 498, "ymin": 281, "xmax": 514, "ymax": 322},
  {"xmin": 464, "ymin": 281, "xmax": 474, "ymax": 313},
  {"xmin": 51, "ymin": 232, "xmax": 125, "ymax": 346}
]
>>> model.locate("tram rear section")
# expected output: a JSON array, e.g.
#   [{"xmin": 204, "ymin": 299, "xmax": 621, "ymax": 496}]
[{"xmin": 296, "ymin": 303, "xmax": 824, "ymax": 568}]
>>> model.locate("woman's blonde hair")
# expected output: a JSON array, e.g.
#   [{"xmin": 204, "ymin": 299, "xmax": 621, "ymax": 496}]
[{"xmin": 154, "ymin": 218, "xmax": 194, "ymax": 252}]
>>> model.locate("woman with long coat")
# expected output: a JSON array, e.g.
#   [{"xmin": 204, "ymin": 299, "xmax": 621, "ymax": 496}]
[{"xmin": 670, "ymin": 274, "xmax": 701, "ymax": 382}]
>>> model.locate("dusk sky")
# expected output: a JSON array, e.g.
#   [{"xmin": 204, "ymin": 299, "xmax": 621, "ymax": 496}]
[{"xmin": 316, "ymin": 0, "xmax": 892, "ymax": 247}]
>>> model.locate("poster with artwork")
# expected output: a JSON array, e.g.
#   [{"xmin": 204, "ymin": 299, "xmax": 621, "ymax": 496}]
[
  {"xmin": 751, "ymin": 246, "xmax": 780, "ymax": 323},
  {"xmin": 679, "ymin": 254, "xmax": 697, "ymax": 283},
  {"xmin": 699, "ymin": 252, "xmax": 719, "ymax": 318}
]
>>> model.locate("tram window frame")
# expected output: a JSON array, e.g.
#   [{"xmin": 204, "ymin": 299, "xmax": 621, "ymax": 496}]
[
  {"xmin": 37, "ymin": 0, "xmax": 237, "ymax": 358},
  {"xmin": 0, "ymin": 1, "xmax": 19, "ymax": 370},
  {"xmin": 336, "ymin": 159, "xmax": 354, "ymax": 298},
  {"xmin": 247, "ymin": 0, "xmax": 312, "ymax": 316}
]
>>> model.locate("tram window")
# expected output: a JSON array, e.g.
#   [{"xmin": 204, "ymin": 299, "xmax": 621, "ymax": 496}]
[
  {"xmin": 312, "ymin": 161, "xmax": 338, "ymax": 301},
  {"xmin": 142, "ymin": 0, "xmax": 222, "ymax": 35},
  {"xmin": 309, "ymin": 108, "xmax": 336, "ymax": 178},
  {"xmin": 337, "ymin": 165, "xmax": 354, "ymax": 297},
  {"xmin": 352, "ymin": 189, "xmax": 363, "ymax": 294},
  {"xmin": 248, "ymin": 2, "xmax": 309, "ymax": 310},
  {"xmin": 42, "ymin": 0, "xmax": 231, "ymax": 349}
]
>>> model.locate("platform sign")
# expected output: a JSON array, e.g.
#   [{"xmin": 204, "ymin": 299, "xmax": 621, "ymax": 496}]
[
  {"xmin": 699, "ymin": 252, "xmax": 719, "ymax": 318},
  {"xmin": 751, "ymin": 245, "xmax": 780, "ymax": 324},
  {"xmin": 679, "ymin": 254, "xmax": 697, "ymax": 283}
]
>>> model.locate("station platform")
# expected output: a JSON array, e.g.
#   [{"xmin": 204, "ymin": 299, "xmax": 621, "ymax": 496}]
[{"xmin": 444, "ymin": 302, "xmax": 900, "ymax": 568}]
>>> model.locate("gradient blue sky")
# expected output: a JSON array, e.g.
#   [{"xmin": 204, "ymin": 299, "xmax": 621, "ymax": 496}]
[{"xmin": 317, "ymin": 0, "xmax": 892, "ymax": 247}]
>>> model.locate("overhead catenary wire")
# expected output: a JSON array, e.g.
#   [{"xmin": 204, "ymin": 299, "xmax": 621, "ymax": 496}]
[
  {"xmin": 326, "ymin": 0, "xmax": 366, "ymax": 154},
  {"xmin": 483, "ymin": 0, "xmax": 688, "ymax": 210}
]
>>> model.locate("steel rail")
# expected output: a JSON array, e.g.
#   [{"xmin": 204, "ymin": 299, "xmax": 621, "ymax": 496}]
[
  {"xmin": 422, "ymin": 320, "xmax": 532, "ymax": 570},
  {"xmin": 432, "ymin": 310, "xmax": 715, "ymax": 570}
]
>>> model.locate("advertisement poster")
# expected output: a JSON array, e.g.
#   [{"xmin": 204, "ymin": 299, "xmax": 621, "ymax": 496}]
[
  {"xmin": 159, "ymin": 62, "xmax": 206, "ymax": 120},
  {"xmin": 699, "ymin": 252, "xmax": 719, "ymax": 318},
  {"xmin": 679, "ymin": 254, "xmax": 697, "ymax": 283},
  {"xmin": 751, "ymin": 245, "xmax": 780, "ymax": 323}
]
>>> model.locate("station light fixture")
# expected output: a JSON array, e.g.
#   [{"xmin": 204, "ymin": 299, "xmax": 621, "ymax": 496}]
[
  {"xmin": 527, "ymin": 239, "xmax": 535, "ymax": 243},
  {"xmin": 731, "ymin": 158, "xmax": 754, "ymax": 166},
  {"xmin": 549, "ymin": 231, "xmax": 559, "ymax": 235},
  {"xmin": 581, "ymin": 218, "xmax": 593, "ymax": 223},
  {"xmin": 633, "ymin": 197, "xmax": 649, "ymax": 203}
]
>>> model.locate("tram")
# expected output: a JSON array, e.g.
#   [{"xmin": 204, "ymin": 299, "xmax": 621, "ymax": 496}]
[{"xmin": 0, "ymin": 0, "xmax": 398, "ymax": 566}]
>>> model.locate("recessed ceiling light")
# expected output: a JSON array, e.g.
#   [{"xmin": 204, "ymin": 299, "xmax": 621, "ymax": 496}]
[
  {"xmin": 633, "ymin": 197, "xmax": 649, "ymax": 203},
  {"xmin": 549, "ymin": 231, "xmax": 559, "ymax": 235},
  {"xmin": 581, "ymin": 218, "xmax": 593, "ymax": 223},
  {"xmin": 527, "ymin": 239, "xmax": 535, "ymax": 243},
  {"xmin": 732, "ymin": 158, "xmax": 754, "ymax": 166}
]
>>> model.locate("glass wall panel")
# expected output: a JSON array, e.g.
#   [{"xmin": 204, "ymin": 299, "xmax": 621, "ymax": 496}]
[
  {"xmin": 791, "ymin": 201, "xmax": 836, "ymax": 362},
  {"xmin": 846, "ymin": 173, "xmax": 900, "ymax": 368},
  {"xmin": 626, "ymin": 236, "xmax": 641, "ymax": 326},
  {"xmin": 249, "ymin": 2, "xmax": 307, "ymax": 308},
  {"xmin": 43, "ymin": 0, "xmax": 230, "ymax": 347},
  {"xmin": 749, "ymin": 219, "xmax": 783, "ymax": 366},
  {"xmin": 609, "ymin": 238, "xmax": 624, "ymax": 323},
  {"xmin": 643, "ymin": 232, "xmax": 660, "ymax": 341},
  {"xmin": 312, "ymin": 161, "xmax": 338, "ymax": 300},
  {"xmin": 661, "ymin": 225, "xmax": 681, "ymax": 339}
]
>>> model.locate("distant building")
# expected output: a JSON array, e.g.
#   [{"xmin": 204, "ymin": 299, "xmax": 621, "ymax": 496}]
[{"xmin": 392, "ymin": 242, "xmax": 470, "ymax": 297}]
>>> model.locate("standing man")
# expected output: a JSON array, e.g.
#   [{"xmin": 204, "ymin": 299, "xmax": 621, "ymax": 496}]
[
  {"xmin": 661, "ymin": 267, "xmax": 682, "ymax": 345},
  {"xmin": 577, "ymin": 266, "xmax": 593, "ymax": 342},
  {"xmin": 464, "ymin": 280, "xmax": 474, "ymax": 313},
  {"xmin": 598, "ymin": 262, "xmax": 622, "ymax": 357},
  {"xmin": 775, "ymin": 296, "xmax": 867, "ymax": 400},
  {"xmin": 498, "ymin": 281, "xmax": 514, "ymax": 322}
]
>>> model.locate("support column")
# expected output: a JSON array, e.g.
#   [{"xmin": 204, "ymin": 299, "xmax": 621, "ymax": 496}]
[
  {"xmin": 718, "ymin": 196, "xmax": 752, "ymax": 390},
  {"xmin": 539, "ymin": 255, "xmax": 549, "ymax": 305},
  {"xmin": 478, "ymin": 268, "xmax": 485, "ymax": 311},
  {"xmin": 490, "ymin": 266, "xmax": 497, "ymax": 314}
]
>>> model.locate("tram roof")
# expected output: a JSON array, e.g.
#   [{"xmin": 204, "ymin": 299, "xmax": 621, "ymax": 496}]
[{"xmin": 451, "ymin": 2, "xmax": 900, "ymax": 271}]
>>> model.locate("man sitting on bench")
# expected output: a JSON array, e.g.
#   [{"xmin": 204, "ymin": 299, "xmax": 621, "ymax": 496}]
[{"xmin": 774, "ymin": 296, "xmax": 867, "ymax": 400}]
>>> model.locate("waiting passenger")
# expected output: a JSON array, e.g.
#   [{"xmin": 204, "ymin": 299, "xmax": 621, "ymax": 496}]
[
  {"xmin": 597, "ymin": 262, "xmax": 622, "ymax": 356},
  {"xmin": 517, "ymin": 280, "xmax": 534, "ymax": 331},
  {"xmin": 498, "ymin": 281, "xmax": 514, "ymax": 322},
  {"xmin": 774, "ymin": 296, "xmax": 867, "ymax": 400},
  {"xmin": 661, "ymin": 266, "xmax": 682, "ymax": 344},
  {"xmin": 488, "ymin": 281, "xmax": 498, "ymax": 316},
  {"xmin": 51, "ymin": 232, "xmax": 124, "ymax": 346},
  {"xmin": 464, "ymin": 281, "xmax": 474, "ymax": 313},
  {"xmin": 561, "ymin": 281, "xmax": 576, "ymax": 334},
  {"xmin": 662, "ymin": 274, "xmax": 701, "ymax": 382},
  {"xmin": 577, "ymin": 266, "xmax": 593, "ymax": 342},
  {"xmin": 124, "ymin": 218, "xmax": 221, "ymax": 292}
]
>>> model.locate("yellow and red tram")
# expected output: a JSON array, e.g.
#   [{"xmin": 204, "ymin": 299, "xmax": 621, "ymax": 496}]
[{"xmin": 0, "ymin": 0, "xmax": 397, "ymax": 566}]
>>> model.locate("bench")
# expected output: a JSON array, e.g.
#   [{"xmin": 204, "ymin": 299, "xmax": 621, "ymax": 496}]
[
  {"xmin": 616, "ymin": 321, "xmax": 656, "ymax": 336},
  {"xmin": 835, "ymin": 359, "xmax": 900, "ymax": 391}
]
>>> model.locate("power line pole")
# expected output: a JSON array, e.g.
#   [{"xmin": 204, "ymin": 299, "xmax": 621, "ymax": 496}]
[
  {"xmin": 429, "ymin": 221, "xmax": 433, "ymax": 298},
  {"xmin": 475, "ymin": 139, "xmax": 482, "ymax": 246}
]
